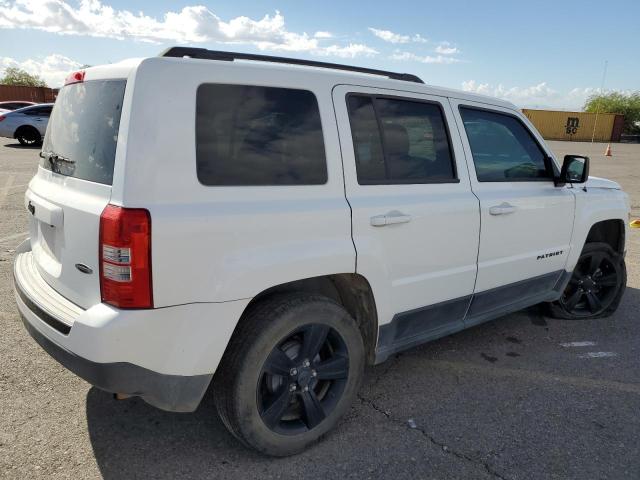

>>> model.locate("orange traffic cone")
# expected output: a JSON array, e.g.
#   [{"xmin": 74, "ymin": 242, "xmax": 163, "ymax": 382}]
[{"xmin": 604, "ymin": 144, "xmax": 612, "ymax": 156}]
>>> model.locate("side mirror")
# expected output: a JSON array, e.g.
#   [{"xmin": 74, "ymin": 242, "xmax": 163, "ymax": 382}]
[{"xmin": 561, "ymin": 155, "xmax": 589, "ymax": 184}]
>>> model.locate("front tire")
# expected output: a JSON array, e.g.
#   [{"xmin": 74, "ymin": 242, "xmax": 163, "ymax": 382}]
[
  {"xmin": 547, "ymin": 242, "xmax": 626, "ymax": 319},
  {"xmin": 213, "ymin": 293, "xmax": 365, "ymax": 456}
]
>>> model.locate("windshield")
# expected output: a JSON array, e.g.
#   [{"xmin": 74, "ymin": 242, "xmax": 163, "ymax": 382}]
[{"xmin": 41, "ymin": 79, "xmax": 126, "ymax": 185}]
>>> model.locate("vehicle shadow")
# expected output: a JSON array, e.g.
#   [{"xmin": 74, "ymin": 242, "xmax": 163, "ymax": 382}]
[
  {"xmin": 85, "ymin": 386, "xmax": 269, "ymax": 478},
  {"xmin": 3, "ymin": 142, "xmax": 41, "ymax": 149}
]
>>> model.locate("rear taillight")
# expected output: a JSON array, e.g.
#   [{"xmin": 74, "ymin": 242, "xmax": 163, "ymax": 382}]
[
  {"xmin": 0, "ymin": 115, "xmax": 5, "ymax": 122},
  {"xmin": 99, "ymin": 204, "xmax": 153, "ymax": 309}
]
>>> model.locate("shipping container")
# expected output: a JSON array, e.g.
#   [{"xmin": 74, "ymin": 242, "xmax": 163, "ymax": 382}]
[{"xmin": 522, "ymin": 109, "xmax": 623, "ymax": 142}]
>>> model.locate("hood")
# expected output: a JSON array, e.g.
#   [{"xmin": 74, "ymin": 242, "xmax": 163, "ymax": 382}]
[{"xmin": 585, "ymin": 176, "xmax": 621, "ymax": 190}]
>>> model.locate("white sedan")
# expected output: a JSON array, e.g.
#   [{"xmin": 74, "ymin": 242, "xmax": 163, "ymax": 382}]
[{"xmin": 0, "ymin": 103, "xmax": 53, "ymax": 145}]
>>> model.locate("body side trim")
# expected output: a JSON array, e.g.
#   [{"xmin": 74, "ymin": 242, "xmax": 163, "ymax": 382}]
[
  {"xmin": 466, "ymin": 270, "xmax": 562, "ymax": 321},
  {"xmin": 375, "ymin": 295, "xmax": 471, "ymax": 363},
  {"xmin": 375, "ymin": 270, "xmax": 571, "ymax": 363}
]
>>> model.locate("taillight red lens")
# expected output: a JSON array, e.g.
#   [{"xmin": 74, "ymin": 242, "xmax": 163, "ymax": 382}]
[
  {"xmin": 64, "ymin": 70, "xmax": 85, "ymax": 86},
  {"xmin": 99, "ymin": 204, "xmax": 153, "ymax": 309},
  {"xmin": 0, "ymin": 115, "xmax": 5, "ymax": 122}
]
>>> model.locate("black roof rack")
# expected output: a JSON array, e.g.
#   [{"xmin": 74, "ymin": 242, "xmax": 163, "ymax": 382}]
[{"xmin": 159, "ymin": 47, "xmax": 424, "ymax": 84}]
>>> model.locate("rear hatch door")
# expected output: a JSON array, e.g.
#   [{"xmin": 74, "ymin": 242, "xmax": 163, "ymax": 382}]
[{"xmin": 26, "ymin": 77, "xmax": 127, "ymax": 309}]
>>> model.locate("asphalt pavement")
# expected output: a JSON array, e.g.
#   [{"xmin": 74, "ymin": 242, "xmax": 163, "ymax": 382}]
[{"xmin": 0, "ymin": 138, "xmax": 639, "ymax": 479}]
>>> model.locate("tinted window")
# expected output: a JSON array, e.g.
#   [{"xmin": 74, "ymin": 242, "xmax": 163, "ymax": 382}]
[
  {"xmin": 28, "ymin": 106, "xmax": 52, "ymax": 117},
  {"xmin": 460, "ymin": 107, "xmax": 550, "ymax": 182},
  {"xmin": 5, "ymin": 102, "xmax": 29, "ymax": 110},
  {"xmin": 196, "ymin": 84, "xmax": 327, "ymax": 186},
  {"xmin": 25, "ymin": 107, "xmax": 46, "ymax": 116},
  {"xmin": 41, "ymin": 80, "xmax": 126, "ymax": 185},
  {"xmin": 346, "ymin": 96, "xmax": 386, "ymax": 182},
  {"xmin": 347, "ymin": 95, "xmax": 456, "ymax": 184}
]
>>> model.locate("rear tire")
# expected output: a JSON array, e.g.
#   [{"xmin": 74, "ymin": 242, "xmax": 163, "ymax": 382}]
[
  {"xmin": 213, "ymin": 293, "xmax": 365, "ymax": 456},
  {"xmin": 16, "ymin": 126, "xmax": 41, "ymax": 146},
  {"xmin": 547, "ymin": 242, "xmax": 626, "ymax": 319}
]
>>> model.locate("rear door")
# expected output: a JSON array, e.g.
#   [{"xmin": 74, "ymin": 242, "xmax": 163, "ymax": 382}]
[
  {"xmin": 26, "ymin": 77, "xmax": 127, "ymax": 309},
  {"xmin": 450, "ymin": 99, "xmax": 574, "ymax": 324},
  {"xmin": 333, "ymin": 85, "xmax": 480, "ymax": 351}
]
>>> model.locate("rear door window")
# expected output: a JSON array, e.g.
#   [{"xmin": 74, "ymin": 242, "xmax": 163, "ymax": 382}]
[
  {"xmin": 41, "ymin": 80, "xmax": 126, "ymax": 185},
  {"xmin": 347, "ymin": 94, "xmax": 457, "ymax": 184},
  {"xmin": 196, "ymin": 84, "xmax": 327, "ymax": 186},
  {"xmin": 25, "ymin": 107, "xmax": 51, "ymax": 116}
]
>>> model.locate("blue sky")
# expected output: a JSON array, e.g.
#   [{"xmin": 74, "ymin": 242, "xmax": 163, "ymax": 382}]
[{"xmin": 1, "ymin": 0, "xmax": 638, "ymax": 109}]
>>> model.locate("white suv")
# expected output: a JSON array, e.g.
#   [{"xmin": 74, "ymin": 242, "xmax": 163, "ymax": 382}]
[{"xmin": 13, "ymin": 48, "xmax": 630, "ymax": 456}]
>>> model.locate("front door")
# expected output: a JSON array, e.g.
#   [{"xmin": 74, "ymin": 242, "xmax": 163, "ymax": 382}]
[
  {"xmin": 332, "ymin": 85, "xmax": 481, "ymax": 359},
  {"xmin": 450, "ymin": 100, "xmax": 575, "ymax": 325}
]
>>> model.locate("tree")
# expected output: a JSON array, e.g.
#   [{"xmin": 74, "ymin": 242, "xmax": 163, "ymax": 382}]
[
  {"xmin": 0, "ymin": 67, "xmax": 47, "ymax": 87},
  {"xmin": 584, "ymin": 91, "xmax": 640, "ymax": 134}
]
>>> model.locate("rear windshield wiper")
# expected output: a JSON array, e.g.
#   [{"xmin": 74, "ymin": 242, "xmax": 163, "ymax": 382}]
[{"xmin": 40, "ymin": 151, "xmax": 75, "ymax": 173}]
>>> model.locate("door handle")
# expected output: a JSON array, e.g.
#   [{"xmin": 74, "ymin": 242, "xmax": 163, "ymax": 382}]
[
  {"xmin": 370, "ymin": 211, "xmax": 412, "ymax": 227},
  {"xmin": 489, "ymin": 202, "xmax": 517, "ymax": 216}
]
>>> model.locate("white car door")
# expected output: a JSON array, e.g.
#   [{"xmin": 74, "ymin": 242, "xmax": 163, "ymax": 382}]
[
  {"xmin": 450, "ymin": 99, "xmax": 575, "ymax": 326},
  {"xmin": 332, "ymin": 85, "xmax": 480, "ymax": 361}
]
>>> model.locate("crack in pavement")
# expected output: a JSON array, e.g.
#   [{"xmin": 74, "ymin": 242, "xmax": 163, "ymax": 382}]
[{"xmin": 357, "ymin": 393, "xmax": 509, "ymax": 480}]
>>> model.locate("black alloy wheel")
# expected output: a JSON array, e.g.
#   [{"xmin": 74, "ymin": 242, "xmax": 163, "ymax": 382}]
[
  {"xmin": 549, "ymin": 242, "xmax": 626, "ymax": 319},
  {"xmin": 258, "ymin": 323, "xmax": 349, "ymax": 434},
  {"xmin": 213, "ymin": 293, "xmax": 364, "ymax": 456},
  {"xmin": 16, "ymin": 127, "xmax": 41, "ymax": 146}
]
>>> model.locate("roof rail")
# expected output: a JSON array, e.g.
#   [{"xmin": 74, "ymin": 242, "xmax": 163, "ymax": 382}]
[{"xmin": 159, "ymin": 47, "xmax": 424, "ymax": 84}]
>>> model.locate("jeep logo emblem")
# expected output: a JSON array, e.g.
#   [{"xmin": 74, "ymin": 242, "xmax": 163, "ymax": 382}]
[{"xmin": 75, "ymin": 263, "xmax": 93, "ymax": 274}]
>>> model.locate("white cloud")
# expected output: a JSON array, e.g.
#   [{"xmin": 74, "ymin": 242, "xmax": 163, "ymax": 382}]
[
  {"xmin": 568, "ymin": 87, "xmax": 600, "ymax": 100},
  {"xmin": 0, "ymin": 1, "xmax": 376, "ymax": 58},
  {"xmin": 313, "ymin": 31, "xmax": 332, "ymax": 39},
  {"xmin": 391, "ymin": 51, "xmax": 461, "ymax": 64},
  {"xmin": 0, "ymin": 54, "xmax": 82, "ymax": 87},
  {"xmin": 461, "ymin": 80, "xmax": 600, "ymax": 109},
  {"xmin": 462, "ymin": 80, "xmax": 557, "ymax": 104},
  {"xmin": 368, "ymin": 27, "xmax": 409, "ymax": 44},
  {"xmin": 368, "ymin": 28, "xmax": 432, "ymax": 45},
  {"xmin": 435, "ymin": 42, "xmax": 459, "ymax": 55},
  {"xmin": 320, "ymin": 43, "xmax": 378, "ymax": 58},
  {"xmin": 461, "ymin": 80, "xmax": 493, "ymax": 95}
]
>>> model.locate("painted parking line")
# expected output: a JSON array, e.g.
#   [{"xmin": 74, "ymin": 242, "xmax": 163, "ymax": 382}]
[
  {"xmin": 560, "ymin": 341, "xmax": 597, "ymax": 347},
  {"xmin": 578, "ymin": 352, "xmax": 618, "ymax": 359}
]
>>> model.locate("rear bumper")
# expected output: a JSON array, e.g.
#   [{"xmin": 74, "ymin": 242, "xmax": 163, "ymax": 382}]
[
  {"xmin": 21, "ymin": 316, "xmax": 212, "ymax": 412},
  {"xmin": 13, "ymin": 239, "xmax": 250, "ymax": 412}
]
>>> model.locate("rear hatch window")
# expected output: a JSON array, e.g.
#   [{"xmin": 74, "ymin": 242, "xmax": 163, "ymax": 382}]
[{"xmin": 41, "ymin": 80, "xmax": 126, "ymax": 185}]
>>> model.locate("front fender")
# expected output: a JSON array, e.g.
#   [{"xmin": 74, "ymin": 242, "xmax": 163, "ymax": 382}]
[{"xmin": 566, "ymin": 187, "xmax": 629, "ymax": 272}]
